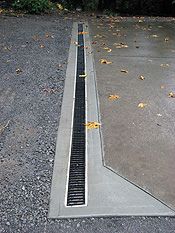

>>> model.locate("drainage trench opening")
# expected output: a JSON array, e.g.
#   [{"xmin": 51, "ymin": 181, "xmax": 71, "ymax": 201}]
[{"xmin": 66, "ymin": 23, "xmax": 86, "ymax": 207}]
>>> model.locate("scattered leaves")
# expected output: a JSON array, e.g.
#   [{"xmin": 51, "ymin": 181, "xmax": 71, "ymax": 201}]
[
  {"xmin": 100, "ymin": 59, "xmax": 112, "ymax": 64},
  {"xmin": 138, "ymin": 103, "xmax": 147, "ymax": 108},
  {"xmin": 84, "ymin": 122, "xmax": 101, "ymax": 129},
  {"xmin": 108, "ymin": 95, "xmax": 120, "ymax": 100}
]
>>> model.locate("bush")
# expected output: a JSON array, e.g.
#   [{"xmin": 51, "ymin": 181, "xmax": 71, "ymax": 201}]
[{"xmin": 13, "ymin": 0, "xmax": 52, "ymax": 13}]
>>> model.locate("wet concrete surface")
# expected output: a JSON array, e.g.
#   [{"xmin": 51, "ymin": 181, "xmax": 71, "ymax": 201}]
[{"xmin": 89, "ymin": 17, "xmax": 175, "ymax": 209}]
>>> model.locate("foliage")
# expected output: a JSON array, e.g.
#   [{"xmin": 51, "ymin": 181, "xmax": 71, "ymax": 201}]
[
  {"xmin": 12, "ymin": 0, "xmax": 52, "ymax": 13},
  {"xmin": 82, "ymin": 0, "xmax": 99, "ymax": 11}
]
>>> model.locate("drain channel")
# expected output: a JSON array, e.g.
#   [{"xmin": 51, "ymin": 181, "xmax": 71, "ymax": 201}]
[{"xmin": 66, "ymin": 24, "xmax": 86, "ymax": 206}]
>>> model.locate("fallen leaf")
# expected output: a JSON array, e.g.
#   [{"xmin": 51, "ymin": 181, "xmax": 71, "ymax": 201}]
[
  {"xmin": 16, "ymin": 68, "xmax": 22, "ymax": 74},
  {"xmin": 160, "ymin": 64, "xmax": 169, "ymax": 67},
  {"xmin": 151, "ymin": 34, "xmax": 159, "ymax": 38},
  {"xmin": 32, "ymin": 35, "xmax": 39, "ymax": 41},
  {"xmin": 100, "ymin": 59, "xmax": 112, "ymax": 64},
  {"xmin": 56, "ymin": 3, "xmax": 64, "ymax": 10},
  {"xmin": 169, "ymin": 92, "xmax": 175, "ymax": 98},
  {"xmin": 121, "ymin": 69, "xmax": 128, "ymax": 73},
  {"xmin": 138, "ymin": 103, "xmax": 147, "ymax": 108},
  {"xmin": 84, "ymin": 122, "xmax": 101, "ymax": 129},
  {"xmin": 160, "ymin": 85, "xmax": 164, "ymax": 89},
  {"xmin": 40, "ymin": 44, "xmax": 45, "ymax": 48},
  {"xmin": 79, "ymin": 73, "xmax": 87, "ymax": 78},
  {"xmin": 139, "ymin": 75, "xmax": 145, "ymax": 80},
  {"xmin": 108, "ymin": 95, "xmax": 120, "ymax": 100},
  {"xmin": 78, "ymin": 31, "xmax": 88, "ymax": 35},
  {"xmin": 72, "ymin": 41, "xmax": 78, "ymax": 45},
  {"xmin": 107, "ymin": 48, "xmax": 112, "ymax": 53},
  {"xmin": 164, "ymin": 37, "xmax": 169, "ymax": 42},
  {"xmin": 115, "ymin": 42, "xmax": 128, "ymax": 49}
]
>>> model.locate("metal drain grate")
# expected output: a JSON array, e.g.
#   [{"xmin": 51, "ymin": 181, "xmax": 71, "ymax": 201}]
[{"xmin": 66, "ymin": 24, "xmax": 86, "ymax": 206}]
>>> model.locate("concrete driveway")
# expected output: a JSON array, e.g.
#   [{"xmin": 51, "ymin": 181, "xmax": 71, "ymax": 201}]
[{"xmin": 89, "ymin": 17, "xmax": 175, "ymax": 210}]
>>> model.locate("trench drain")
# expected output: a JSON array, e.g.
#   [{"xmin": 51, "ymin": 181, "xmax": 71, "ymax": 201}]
[{"xmin": 66, "ymin": 24, "xmax": 86, "ymax": 207}]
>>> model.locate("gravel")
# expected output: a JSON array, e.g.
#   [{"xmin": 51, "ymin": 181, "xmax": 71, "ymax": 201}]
[{"xmin": 0, "ymin": 13, "xmax": 175, "ymax": 233}]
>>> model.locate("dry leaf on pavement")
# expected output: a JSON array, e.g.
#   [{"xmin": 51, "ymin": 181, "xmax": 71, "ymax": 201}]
[
  {"xmin": 100, "ymin": 59, "xmax": 112, "ymax": 64},
  {"xmin": 121, "ymin": 69, "xmax": 128, "ymax": 73},
  {"xmin": 138, "ymin": 103, "xmax": 147, "ymax": 108},
  {"xmin": 169, "ymin": 92, "xmax": 175, "ymax": 98},
  {"xmin": 160, "ymin": 64, "xmax": 169, "ymax": 67},
  {"xmin": 84, "ymin": 122, "xmax": 101, "ymax": 129},
  {"xmin": 108, "ymin": 95, "xmax": 120, "ymax": 100},
  {"xmin": 139, "ymin": 75, "xmax": 145, "ymax": 80},
  {"xmin": 78, "ymin": 31, "xmax": 88, "ymax": 35}
]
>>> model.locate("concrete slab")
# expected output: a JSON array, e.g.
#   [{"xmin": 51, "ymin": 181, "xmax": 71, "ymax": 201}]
[
  {"xmin": 49, "ymin": 22, "xmax": 174, "ymax": 218},
  {"xmin": 89, "ymin": 17, "xmax": 175, "ymax": 210}
]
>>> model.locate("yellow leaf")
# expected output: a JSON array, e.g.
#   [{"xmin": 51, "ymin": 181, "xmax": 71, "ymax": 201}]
[
  {"xmin": 79, "ymin": 74, "xmax": 87, "ymax": 78},
  {"xmin": 100, "ymin": 59, "xmax": 112, "ymax": 65},
  {"xmin": 108, "ymin": 95, "xmax": 120, "ymax": 100},
  {"xmin": 169, "ymin": 92, "xmax": 175, "ymax": 98},
  {"xmin": 84, "ymin": 122, "xmax": 101, "ymax": 129},
  {"xmin": 139, "ymin": 75, "xmax": 145, "ymax": 80},
  {"xmin": 78, "ymin": 31, "xmax": 89, "ymax": 35},
  {"xmin": 56, "ymin": 3, "xmax": 64, "ymax": 10},
  {"xmin": 138, "ymin": 103, "xmax": 147, "ymax": 108},
  {"xmin": 107, "ymin": 48, "xmax": 112, "ymax": 53},
  {"xmin": 121, "ymin": 69, "xmax": 128, "ymax": 73},
  {"xmin": 115, "ymin": 43, "xmax": 128, "ymax": 49}
]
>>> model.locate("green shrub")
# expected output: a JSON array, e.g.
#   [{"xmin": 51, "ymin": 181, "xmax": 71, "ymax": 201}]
[{"xmin": 13, "ymin": 0, "xmax": 52, "ymax": 13}]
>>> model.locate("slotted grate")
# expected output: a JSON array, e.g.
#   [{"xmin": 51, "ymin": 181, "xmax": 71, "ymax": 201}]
[{"xmin": 66, "ymin": 24, "xmax": 86, "ymax": 206}]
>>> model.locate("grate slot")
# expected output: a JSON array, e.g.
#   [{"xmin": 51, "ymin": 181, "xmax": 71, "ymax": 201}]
[{"xmin": 66, "ymin": 24, "xmax": 86, "ymax": 207}]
